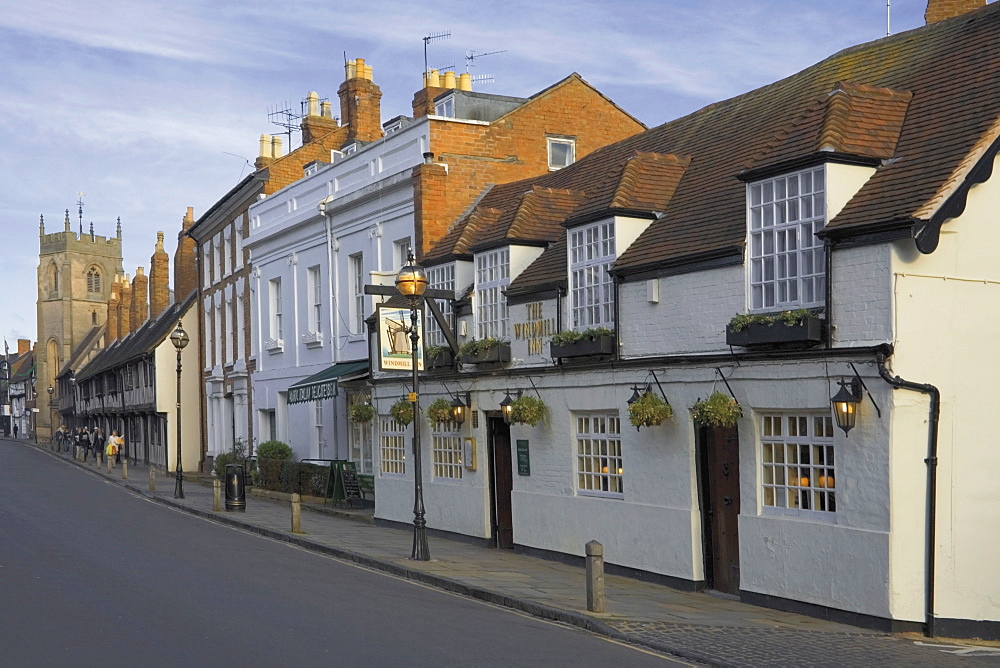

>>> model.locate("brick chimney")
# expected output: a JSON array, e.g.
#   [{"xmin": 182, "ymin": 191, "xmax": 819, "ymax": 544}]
[
  {"xmin": 17, "ymin": 339, "xmax": 30, "ymax": 355},
  {"xmin": 107, "ymin": 278, "xmax": 121, "ymax": 341},
  {"xmin": 301, "ymin": 91, "xmax": 339, "ymax": 143},
  {"xmin": 925, "ymin": 0, "xmax": 986, "ymax": 23},
  {"xmin": 131, "ymin": 267, "xmax": 149, "ymax": 329},
  {"xmin": 174, "ymin": 207, "xmax": 198, "ymax": 301},
  {"xmin": 339, "ymin": 58, "xmax": 383, "ymax": 143},
  {"xmin": 149, "ymin": 232, "xmax": 170, "ymax": 319},
  {"xmin": 119, "ymin": 273, "xmax": 132, "ymax": 337},
  {"xmin": 412, "ymin": 69, "xmax": 451, "ymax": 119}
]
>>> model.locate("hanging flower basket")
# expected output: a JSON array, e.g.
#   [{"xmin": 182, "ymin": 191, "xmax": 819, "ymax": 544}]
[
  {"xmin": 348, "ymin": 401, "xmax": 375, "ymax": 424},
  {"xmin": 426, "ymin": 398, "xmax": 453, "ymax": 425},
  {"xmin": 627, "ymin": 391, "xmax": 673, "ymax": 430},
  {"xmin": 692, "ymin": 391, "xmax": 742, "ymax": 428},
  {"xmin": 509, "ymin": 395, "xmax": 546, "ymax": 426},
  {"xmin": 389, "ymin": 397, "xmax": 414, "ymax": 426}
]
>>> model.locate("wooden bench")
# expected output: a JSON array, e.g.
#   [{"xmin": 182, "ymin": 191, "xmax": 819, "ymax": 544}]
[{"xmin": 357, "ymin": 474, "xmax": 375, "ymax": 501}]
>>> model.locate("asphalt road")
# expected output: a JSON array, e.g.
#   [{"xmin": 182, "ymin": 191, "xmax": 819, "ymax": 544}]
[{"xmin": 0, "ymin": 440, "xmax": 688, "ymax": 667}]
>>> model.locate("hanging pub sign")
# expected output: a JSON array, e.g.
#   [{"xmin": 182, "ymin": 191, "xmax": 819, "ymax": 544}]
[{"xmin": 377, "ymin": 305, "xmax": 424, "ymax": 372}]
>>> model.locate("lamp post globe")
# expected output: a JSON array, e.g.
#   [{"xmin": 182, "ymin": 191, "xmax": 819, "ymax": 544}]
[
  {"xmin": 396, "ymin": 251, "xmax": 430, "ymax": 561},
  {"xmin": 171, "ymin": 320, "xmax": 189, "ymax": 499}
]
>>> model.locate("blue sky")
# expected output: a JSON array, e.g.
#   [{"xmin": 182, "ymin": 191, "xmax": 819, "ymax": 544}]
[{"xmin": 0, "ymin": 0, "xmax": 947, "ymax": 348}]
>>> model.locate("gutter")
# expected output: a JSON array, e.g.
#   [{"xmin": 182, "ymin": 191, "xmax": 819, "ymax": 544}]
[{"xmin": 875, "ymin": 349, "xmax": 941, "ymax": 638}]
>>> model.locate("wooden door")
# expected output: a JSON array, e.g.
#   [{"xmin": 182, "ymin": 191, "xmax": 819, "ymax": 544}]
[
  {"xmin": 700, "ymin": 425, "xmax": 741, "ymax": 594},
  {"xmin": 487, "ymin": 417, "xmax": 514, "ymax": 549}
]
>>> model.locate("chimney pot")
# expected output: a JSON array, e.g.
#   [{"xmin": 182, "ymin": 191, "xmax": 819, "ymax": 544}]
[
  {"xmin": 443, "ymin": 70, "xmax": 456, "ymax": 89},
  {"xmin": 259, "ymin": 134, "xmax": 270, "ymax": 158}
]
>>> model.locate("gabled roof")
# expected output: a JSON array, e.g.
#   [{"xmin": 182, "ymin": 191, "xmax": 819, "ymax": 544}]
[
  {"xmin": 75, "ymin": 291, "xmax": 198, "ymax": 382},
  {"xmin": 430, "ymin": 3, "xmax": 1000, "ymax": 289}
]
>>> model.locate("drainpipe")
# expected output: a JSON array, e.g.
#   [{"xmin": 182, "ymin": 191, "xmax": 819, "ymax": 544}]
[
  {"xmin": 825, "ymin": 238, "xmax": 834, "ymax": 349},
  {"xmin": 555, "ymin": 286, "xmax": 564, "ymax": 366},
  {"xmin": 613, "ymin": 275, "xmax": 622, "ymax": 361},
  {"xmin": 875, "ymin": 350, "xmax": 941, "ymax": 638}
]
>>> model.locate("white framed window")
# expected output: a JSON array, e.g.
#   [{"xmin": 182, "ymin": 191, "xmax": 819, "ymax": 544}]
[
  {"xmin": 379, "ymin": 416, "xmax": 406, "ymax": 475},
  {"xmin": 475, "ymin": 248, "xmax": 510, "ymax": 340},
  {"xmin": 575, "ymin": 413, "xmax": 623, "ymax": 498},
  {"xmin": 349, "ymin": 253, "xmax": 365, "ymax": 335},
  {"xmin": 202, "ymin": 245, "xmax": 211, "ymax": 288},
  {"xmin": 393, "ymin": 238, "xmax": 412, "ymax": 271},
  {"xmin": 761, "ymin": 414, "xmax": 836, "ymax": 515},
  {"xmin": 749, "ymin": 166, "xmax": 826, "ymax": 311},
  {"xmin": 548, "ymin": 137, "xmax": 576, "ymax": 170},
  {"xmin": 260, "ymin": 409, "xmax": 277, "ymax": 443},
  {"xmin": 431, "ymin": 420, "xmax": 462, "ymax": 480},
  {"xmin": 213, "ymin": 233, "xmax": 221, "ymax": 283},
  {"xmin": 425, "ymin": 263, "xmax": 455, "ymax": 347},
  {"xmin": 435, "ymin": 94, "xmax": 455, "ymax": 118},
  {"xmin": 570, "ymin": 221, "xmax": 615, "ymax": 330},
  {"xmin": 268, "ymin": 278, "xmax": 283, "ymax": 341},
  {"xmin": 307, "ymin": 266, "xmax": 322, "ymax": 334},
  {"xmin": 223, "ymin": 226, "xmax": 232, "ymax": 277},
  {"xmin": 234, "ymin": 226, "xmax": 244, "ymax": 271},
  {"xmin": 313, "ymin": 402, "xmax": 324, "ymax": 455}
]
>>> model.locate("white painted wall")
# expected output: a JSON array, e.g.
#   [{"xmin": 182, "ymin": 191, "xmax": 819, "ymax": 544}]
[{"xmin": 154, "ymin": 301, "xmax": 201, "ymax": 473}]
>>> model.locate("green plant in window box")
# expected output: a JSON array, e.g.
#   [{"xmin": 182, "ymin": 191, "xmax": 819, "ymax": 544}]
[
  {"xmin": 728, "ymin": 309, "xmax": 815, "ymax": 332},
  {"xmin": 627, "ymin": 391, "xmax": 673, "ymax": 430},
  {"xmin": 348, "ymin": 401, "xmax": 375, "ymax": 424},
  {"xmin": 509, "ymin": 395, "xmax": 546, "ymax": 426},
  {"xmin": 549, "ymin": 326, "xmax": 614, "ymax": 346},
  {"xmin": 458, "ymin": 337, "xmax": 502, "ymax": 356},
  {"xmin": 691, "ymin": 391, "xmax": 742, "ymax": 428},
  {"xmin": 426, "ymin": 398, "xmax": 453, "ymax": 425},
  {"xmin": 389, "ymin": 397, "xmax": 414, "ymax": 426},
  {"xmin": 425, "ymin": 345, "xmax": 451, "ymax": 361}
]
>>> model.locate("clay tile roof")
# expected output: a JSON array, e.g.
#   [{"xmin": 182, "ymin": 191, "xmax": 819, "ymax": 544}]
[
  {"xmin": 506, "ymin": 237, "xmax": 569, "ymax": 298},
  {"xmin": 610, "ymin": 152, "xmax": 691, "ymax": 212},
  {"xmin": 817, "ymin": 82, "xmax": 912, "ymax": 158}
]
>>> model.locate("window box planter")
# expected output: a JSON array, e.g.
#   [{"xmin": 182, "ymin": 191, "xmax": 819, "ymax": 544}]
[
  {"xmin": 459, "ymin": 342, "xmax": 511, "ymax": 365},
  {"xmin": 726, "ymin": 317, "xmax": 825, "ymax": 347},
  {"xmin": 425, "ymin": 348, "xmax": 455, "ymax": 370},
  {"xmin": 550, "ymin": 334, "xmax": 615, "ymax": 359}
]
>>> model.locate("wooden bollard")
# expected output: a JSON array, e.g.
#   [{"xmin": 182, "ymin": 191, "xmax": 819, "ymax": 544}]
[
  {"xmin": 122, "ymin": 460, "xmax": 128, "ymax": 480},
  {"xmin": 106, "ymin": 457, "xmax": 112, "ymax": 474},
  {"xmin": 586, "ymin": 540, "xmax": 605, "ymax": 613},
  {"xmin": 213, "ymin": 479, "xmax": 222, "ymax": 512},
  {"xmin": 149, "ymin": 467, "xmax": 156, "ymax": 491},
  {"xmin": 291, "ymin": 493, "xmax": 302, "ymax": 533}
]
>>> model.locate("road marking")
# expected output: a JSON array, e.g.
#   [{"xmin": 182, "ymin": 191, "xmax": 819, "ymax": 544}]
[{"xmin": 914, "ymin": 641, "xmax": 1000, "ymax": 656}]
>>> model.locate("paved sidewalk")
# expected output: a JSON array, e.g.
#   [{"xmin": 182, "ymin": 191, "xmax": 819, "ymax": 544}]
[{"xmin": 31, "ymin": 441, "xmax": 1000, "ymax": 667}]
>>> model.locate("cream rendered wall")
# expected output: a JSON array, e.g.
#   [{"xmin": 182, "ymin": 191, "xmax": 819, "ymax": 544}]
[
  {"xmin": 887, "ymin": 152, "xmax": 1000, "ymax": 625},
  {"xmin": 155, "ymin": 302, "xmax": 202, "ymax": 473}
]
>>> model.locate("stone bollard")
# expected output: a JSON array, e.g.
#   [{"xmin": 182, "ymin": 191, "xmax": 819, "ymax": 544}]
[
  {"xmin": 122, "ymin": 460, "xmax": 128, "ymax": 480},
  {"xmin": 586, "ymin": 540, "xmax": 605, "ymax": 613},
  {"xmin": 149, "ymin": 467, "xmax": 156, "ymax": 491},
  {"xmin": 106, "ymin": 457, "xmax": 112, "ymax": 474},
  {"xmin": 291, "ymin": 493, "xmax": 302, "ymax": 533},
  {"xmin": 213, "ymin": 479, "xmax": 222, "ymax": 512}
]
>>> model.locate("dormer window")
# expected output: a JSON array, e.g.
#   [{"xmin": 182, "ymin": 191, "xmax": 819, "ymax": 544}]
[
  {"xmin": 343, "ymin": 142, "xmax": 358, "ymax": 155},
  {"xmin": 548, "ymin": 137, "xmax": 576, "ymax": 170},
  {"xmin": 569, "ymin": 221, "xmax": 615, "ymax": 329},
  {"xmin": 748, "ymin": 166, "xmax": 826, "ymax": 311},
  {"xmin": 435, "ymin": 94, "xmax": 455, "ymax": 118},
  {"xmin": 475, "ymin": 248, "xmax": 510, "ymax": 340}
]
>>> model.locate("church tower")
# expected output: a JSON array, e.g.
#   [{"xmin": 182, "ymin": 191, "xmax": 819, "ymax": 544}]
[{"xmin": 36, "ymin": 209, "xmax": 123, "ymax": 439}]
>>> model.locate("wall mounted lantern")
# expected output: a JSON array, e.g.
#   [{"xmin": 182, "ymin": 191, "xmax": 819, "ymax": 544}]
[
  {"xmin": 831, "ymin": 378, "xmax": 862, "ymax": 436},
  {"xmin": 451, "ymin": 393, "xmax": 469, "ymax": 426},
  {"xmin": 500, "ymin": 390, "xmax": 522, "ymax": 425}
]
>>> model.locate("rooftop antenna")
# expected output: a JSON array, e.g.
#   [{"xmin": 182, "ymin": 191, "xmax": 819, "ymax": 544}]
[
  {"xmin": 76, "ymin": 192, "xmax": 85, "ymax": 235},
  {"xmin": 423, "ymin": 31, "xmax": 451, "ymax": 75},
  {"xmin": 465, "ymin": 48, "xmax": 506, "ymax": 73},
  {"xmin": 887, "ymin": 0, "xmax": 891, "ymax": 35},
  {"xmin": 267, "ymin": 100, "xmax": 303, "ymax": 150}
]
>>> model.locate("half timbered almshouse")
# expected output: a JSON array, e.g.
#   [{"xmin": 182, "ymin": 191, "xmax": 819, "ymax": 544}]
[{"xmin": 368, "ymin": 1, "xmax": 1000, "ymax": 640}]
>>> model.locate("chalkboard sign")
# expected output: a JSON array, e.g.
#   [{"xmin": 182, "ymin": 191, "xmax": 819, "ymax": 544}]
[
  {"xmin": 516, "ymin": 440, "xmax": 530, "ymax": 476},
  {"xmin": 341, "ymin": 468, "xmax": 363, "ymax": 501}
]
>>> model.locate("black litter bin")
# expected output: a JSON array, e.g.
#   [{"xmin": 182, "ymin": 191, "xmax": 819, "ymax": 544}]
[{"xmin": 225, "ymin": 464, "xmax": 246, "ymax": 512}]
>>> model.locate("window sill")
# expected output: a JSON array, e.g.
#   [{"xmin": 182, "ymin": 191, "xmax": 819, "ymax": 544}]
[
  {"xmin": 264, "ymin": 338, "xmax": 284, "ymax": 354},
  {"xmin": 301, "ymin": 332, "xmax": 323, "ymax": 349}
]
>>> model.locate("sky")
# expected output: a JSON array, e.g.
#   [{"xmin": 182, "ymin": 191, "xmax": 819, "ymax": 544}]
[{"xmin": 0, "ymin": 0, "xmax": 951, "ymax": 349}]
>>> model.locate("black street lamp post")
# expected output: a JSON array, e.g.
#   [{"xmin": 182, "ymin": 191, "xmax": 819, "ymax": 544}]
[
  {"xmin": 396, "ymin": 252, "xmax": 430, "ymax": 561},
  {"xmin": 170, "ymin": 320, "xmax": 189, "ymax": 499}
]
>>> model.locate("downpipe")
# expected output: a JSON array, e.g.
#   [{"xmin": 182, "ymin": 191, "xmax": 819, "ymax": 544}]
[{"xmin": 875, "ymin": 350, "xmax": 941, "ymax": 638}]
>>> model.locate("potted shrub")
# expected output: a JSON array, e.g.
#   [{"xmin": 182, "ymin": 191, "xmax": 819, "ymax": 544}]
[
  {"xmin": 458, "ymin": 338, "xmax": 511, "ymax": 365},
  {"xmin": 348, "ymin": 401, "xmax": 375, "ymax": 424},
  {"xmin": 425, "ymin": 345, "xmax": 454, "ymax": 369},
  {"xmin": 691, "ymin": 391, "xmax": 742, "ymax": 428},
  {"xmin": 550, "ymin": 327, "xmax": 615, "ymax": 359},
  {"xmin": 426, "ymin": 398, "xmax": 453, "ymax": 425},
  {"xmin": 627, "ymin": 391, "xmax": 673, "ymax": 430},
  {"xmin": 389, "ymin": 397, "xmax": 414, "ymax": 426},
  {"xmin": 508, "ymin": 395, "xmax": 546, "ymax": 426},
  {"xmin": 726, "ymin": 309, "xmax": 824, "ymax": 347}
]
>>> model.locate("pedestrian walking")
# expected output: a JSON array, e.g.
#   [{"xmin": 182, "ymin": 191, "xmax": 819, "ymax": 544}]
[
  {"xmin": 13, "ymin": 423, "xmax": 18, "ymax": 439},
  {"xmin": 105, "ymin": 430, "xmax": 122, "ymax": 469},
  {"xmin": 92, "ymin": 427, "xmax": 104, "ymax": 463},
  {"xmin": 82, "ymin": 427, "xmax": 92, "ymax": 460}
]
